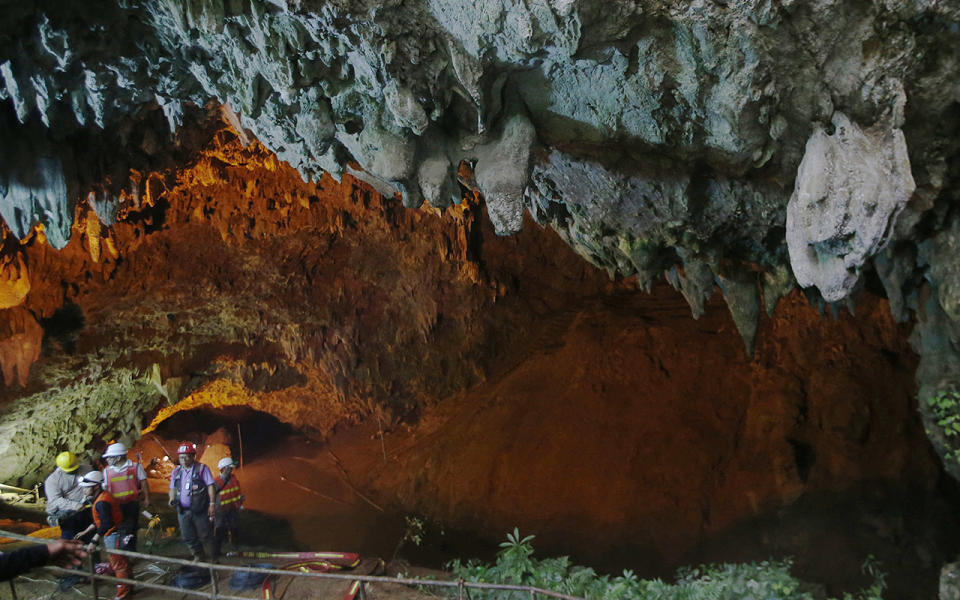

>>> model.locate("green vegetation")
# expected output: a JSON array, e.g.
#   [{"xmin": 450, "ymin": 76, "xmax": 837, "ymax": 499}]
[
  {"xmin": 927, "ymin": 387, "xmax": 960, "ymax": 465},
  {"xmin": 443, "ymin": 529, "xmax": 886, "ymax": 600}
]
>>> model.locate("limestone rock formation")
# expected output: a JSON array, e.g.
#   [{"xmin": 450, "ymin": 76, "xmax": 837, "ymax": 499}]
[
  {"xmin": 0, "ymin": 308, "xmax": 42, "ymax": 386},
  {"xmin": 1, "ymin": 0, "xmax": 960, "ymax": 493},
  {"xmin": 0, "ymin": 254, "xmax": 29, "ymax": 309},
  {"xmin": 943, "ymin": 562, "xmax": 960, "ymax": 600},
  {"xmin": 787, "ymin": 113, "xmax": 914, "ymax": 302}
]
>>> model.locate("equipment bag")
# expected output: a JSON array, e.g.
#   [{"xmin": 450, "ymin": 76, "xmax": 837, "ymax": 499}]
[
  {"xmin": 171, "ymin": 565, "xmax": 211, "ymax": 589},
  {"xmin": 229, "ymin": 563, "xmax": 274, "ymax": 592}
]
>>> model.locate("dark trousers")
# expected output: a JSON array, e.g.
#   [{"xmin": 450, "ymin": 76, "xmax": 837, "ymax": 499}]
[
  {"xmin": 57, "ymin": 509, "xmax": 94, "ymax": 541},
  {"xmin": 177, "ymin": 508, "xmax": 212, "ymax": 559},
  {"xmin": 119, "ymin": 502, "xmax": 140, "ymax": 549},
  {"xmin": 212, "ymin": 509, "xmax": 239, "ymax": 559}
]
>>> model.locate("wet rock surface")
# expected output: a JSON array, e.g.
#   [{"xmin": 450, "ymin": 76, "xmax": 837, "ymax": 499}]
[
  {"xmin": 0, "ymin": 132, "xmax": 955, "ymax": 597},
  {"xmin": 1, "ymin": 2, "xmax": 960, "ymax": 591},
  {"xmin": 1, "ymin": 3, "xmax": 959, "ymax": 467}
]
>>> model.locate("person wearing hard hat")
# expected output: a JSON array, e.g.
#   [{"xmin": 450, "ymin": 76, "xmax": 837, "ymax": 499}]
[
  {"xmin": 78, "ymin": 471, "xmax": 134, "ymax": 600},
  {"xmin": 212, "ymin": 456, "xmax": 244, "ymax": 561},
  {"xmin": 168, "ymin": 442, "xmax": 216, "ymax": 561},
  {"xmin": 101, "ymin": 442, "xmax": 150, "ymax": 550},
  {"xmin": 44, "ymin": 451, "xmax": 93, "ymax": 540}
]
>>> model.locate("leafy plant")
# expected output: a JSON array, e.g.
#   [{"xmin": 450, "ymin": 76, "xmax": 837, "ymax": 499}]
[
  {"xmin": 443, "ymin": 529, "xmax": 886, "ymax": 600},
  {"xmin": 393, "ymin": 515, "xmax": 426, "ymax": 560},
  {"xmin": 927, "ymin": 387, "xmax": 960, "ymax": 465}
]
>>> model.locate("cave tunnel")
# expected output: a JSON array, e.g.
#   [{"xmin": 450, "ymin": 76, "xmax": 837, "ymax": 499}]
[
  {"xmin": 87, "ymin": 282, "xmax": 960, "ymax": 600},
  {"xmin": 138, "ymin": 403, "xmax": 491, "ymax": 569},
  {"xmin": 1, "ymin": 140, "xmax": 959, "ymax": 599}
]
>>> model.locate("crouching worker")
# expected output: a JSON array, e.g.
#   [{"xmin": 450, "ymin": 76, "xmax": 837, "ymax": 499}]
[
  {"xmin": 213, "ymin": 457, "xmax": 244, "ymax": 561},
  {"xmin": 44, "ymin": 451, "xmax": 93, "ymax": 541},
  {"xmin": 168, "ymin": 442, "xmax": 216, "ymax": 561},
  {"xmin": 77, "ymin": 471, "xmax": 134, "ymax": 600}
]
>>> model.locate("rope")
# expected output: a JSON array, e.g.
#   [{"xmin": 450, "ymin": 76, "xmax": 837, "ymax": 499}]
[{"xmin": 0, "ymin": 528, "xmax": 586, "ymax": 600}]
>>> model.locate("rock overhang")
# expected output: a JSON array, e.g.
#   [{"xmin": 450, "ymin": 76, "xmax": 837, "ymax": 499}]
[{"xmin": 1, "ymin": 0, "xmax": 960, "ymax": 478}]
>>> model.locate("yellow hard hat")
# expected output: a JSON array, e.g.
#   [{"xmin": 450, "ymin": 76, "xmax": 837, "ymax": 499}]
[{"xmin": 56, "ymin": 451, "xmax": 79, "ymax": 473}]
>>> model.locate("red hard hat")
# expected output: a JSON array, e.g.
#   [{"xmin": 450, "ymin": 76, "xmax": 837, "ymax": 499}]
[{"xmin": 177, "ymin": 442, "xmax": 197, "ymax": 455}]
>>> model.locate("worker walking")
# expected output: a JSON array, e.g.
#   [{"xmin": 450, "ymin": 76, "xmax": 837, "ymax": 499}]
[
  {"xmin": 102, "ymin": 443, "xmax": 150, "ymax": 550},
  {"xmin": 212, "ymin": 457, "xmax": 244, "ymax": 561},
  {"xmin": 168, "ymin": 442, "xmax": 216, "ymax": 561},
  {"xmin": 44, "ymin": 451, "xmax": 93, "ymax": 541},
  {"xmin": 81, "ymin": 471, "xmax": 134, "ymax": 600}
]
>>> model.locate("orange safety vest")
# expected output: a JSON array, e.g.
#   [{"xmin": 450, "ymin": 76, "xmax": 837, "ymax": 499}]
[
  {"xmin": 104, "ymin": 463, "xmax": 140, "ymax": 503},
  {"xmin": 92, "ymin": 492, "xmax": 123, "ymax": 536},
  {"xmin": 216, "ymin": 474, "xmax": 243, "ymax": 509}
]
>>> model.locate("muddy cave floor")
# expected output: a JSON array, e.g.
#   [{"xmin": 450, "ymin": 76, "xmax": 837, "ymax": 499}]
[
  {"xmin": 0, "ymin": 424, "xmax": 456, "ymax": 600},
  {"xmin": 2, "ymin": 409, "xmax": 960, "ymax": 600}
]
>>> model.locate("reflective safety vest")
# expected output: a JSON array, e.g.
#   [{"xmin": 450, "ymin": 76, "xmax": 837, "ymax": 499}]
[
  {"xmin": 216, "ymin": 474, "xmax": 244, "ymax": 509},
  {"xmin": 172, "ymin": 464, "xmax": 211, "ymax": 515},
  {"xmin": 104, "ymin": 463, "xmax": 140, "ymax": 503},
  {"xmin": 92, "ymin": 492, "xmax": 123, "ymax": 536}
]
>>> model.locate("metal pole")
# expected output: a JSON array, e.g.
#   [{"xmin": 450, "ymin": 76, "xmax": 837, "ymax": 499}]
[
  {"xmin": 210, "ymin": 565, "xmax": 219, "ymax": 600},
  {"xmin": 237, "ymin": 423, "xmax": 243, "ymax": 471},
  {"xmin": 8, "ymin": 579, "xmax": 17, "ymax": 600},
  {"xmin": 359, "ymin": 581, "xmax": 368, "ymax": 600},
  {"xmin": 89, "ymin": 552, "xmax": 100, "ymax": 600},
  {"xmin": 376, "ymin": 414, "xmax": 387, "ymax": 463}
]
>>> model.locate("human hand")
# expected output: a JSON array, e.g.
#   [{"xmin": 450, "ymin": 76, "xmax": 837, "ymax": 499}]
[
  {"xmin": 46, "ymin": 539, "xmax": 88, "ymax": 568},
  {"xmin": 207, "ymin": 505, "xmax": 216, "ymax": 521}
]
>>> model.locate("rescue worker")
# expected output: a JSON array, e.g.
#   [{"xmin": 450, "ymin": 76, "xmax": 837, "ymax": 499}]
[
  {"xmin": 212, "ymin": 457, "xmax": 244, "ymax": 561},
  {"xmin": 83, "ymin": 471, "xmax": 134, "ymax": 600},
  {"xmin": 168, "ymin": 442, "xmax": 216, "ymax": 561},
  {"xmin": 45, "ymin": 451, "xmax": 96, "ymax": 590},
  {"xmin": 43, "ymin": 450, "xmax": 90, "ymax": 540},
  {"xmin": 44, "ymin": 451, "xmax": 93, "ymax": 540},
  {"xmin": 101, "ymin": 442, "xmax": 150, "ymax": 550}
]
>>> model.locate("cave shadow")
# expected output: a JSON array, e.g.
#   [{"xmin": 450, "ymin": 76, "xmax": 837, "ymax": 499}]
[
  {"xmin": 672, "ymin": 478, "xmax": 960, "ymax": 600},
  {"xmin": 151, "ymin": 405, "xmax": 294, "ymax": 462},
  {"xmin": 40, "ymin": 302, "xmax": 84, "ymax": 354}
]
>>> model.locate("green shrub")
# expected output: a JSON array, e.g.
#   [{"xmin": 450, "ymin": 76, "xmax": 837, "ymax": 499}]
[
  {"xmin": 442, "ymin": 529, "xmax": 885, "ymax": 600},
  {"xmin": 926, "ymin": 387, "xmax": 960, "ymax": 466}
]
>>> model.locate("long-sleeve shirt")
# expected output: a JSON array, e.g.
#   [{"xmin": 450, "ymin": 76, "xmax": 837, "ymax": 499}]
[
  {"xmin": 0, "ymin": 544, "xmax": 50, "ymax": 581},
  {"xmin": 44, "ymin": 467, "xmax": 91, "ymax": 515},
  {"xmin": 94, "ymin": 497, "xmax": 121, "ymax": 537}
]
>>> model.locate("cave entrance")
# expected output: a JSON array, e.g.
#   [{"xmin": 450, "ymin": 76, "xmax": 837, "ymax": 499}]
[
  {"xmin": 146, "ymin": 405, "xmax": 293, "ymax": 466},
  {"xmin": 136, "ymin": 407, "xmax": 485, "ymax": 565}
]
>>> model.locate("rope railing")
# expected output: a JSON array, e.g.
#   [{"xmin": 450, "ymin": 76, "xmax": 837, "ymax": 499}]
[{"xmin": 0, "ymin": 528, "xmax": 586, "ymax": 600}]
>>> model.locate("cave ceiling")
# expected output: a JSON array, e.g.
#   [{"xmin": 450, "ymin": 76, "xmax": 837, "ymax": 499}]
[{"xmin": 1, "ymin": 0, "xmax": 960, "ymax": 485}]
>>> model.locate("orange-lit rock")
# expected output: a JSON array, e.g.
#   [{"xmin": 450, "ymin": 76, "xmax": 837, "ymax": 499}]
[
  {"xmin": 0, "ymin": 254, "xmax": 29, "ymax": 309},
  {"xmin": 0, "ymin": 130, "xmax": 955, "ymax": 599},
  {"xmin": 0, "ymin": 308, "xmax": 42, "ymax": 386}
]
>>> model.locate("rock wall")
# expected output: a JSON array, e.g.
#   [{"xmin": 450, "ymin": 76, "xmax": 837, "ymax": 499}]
[
  {"xmin": 0, "ymin": 134, "xmax": 617, "ymax": 485},
  {"xmin": 361, "ymin": 287, "xmax": 952, "ymax": 598},
  {"xmin": 1, "ymin": 0, "xmax": 960, "ymax": 492}
]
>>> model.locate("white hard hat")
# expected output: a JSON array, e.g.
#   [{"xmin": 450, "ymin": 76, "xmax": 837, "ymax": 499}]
[
  {"xmin": 217, "ymin": 457, "xmax": 235, "ymax": 470},
  {"xmin": 79, "ymin": 471, "xmax": 104, "ymax": 487},
  {"xmin": 102, "ymin": 442, "xmax": 128, "ymax": 458}
]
